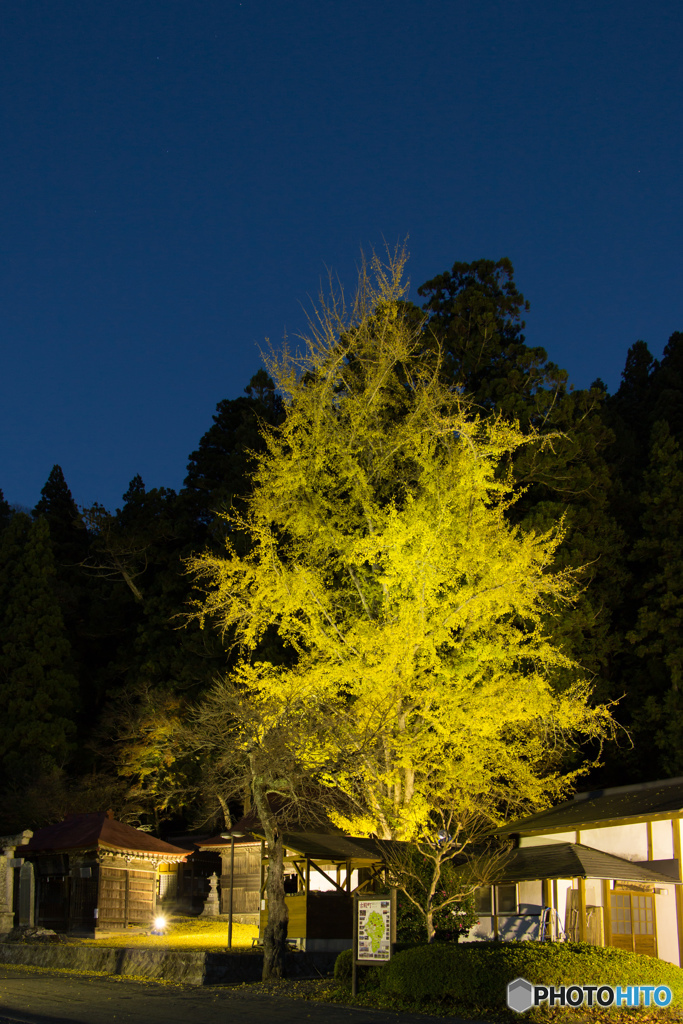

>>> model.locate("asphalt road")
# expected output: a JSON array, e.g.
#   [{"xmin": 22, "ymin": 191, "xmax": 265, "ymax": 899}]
[{"xmin": 0, "ymin": 965, "xmax": 493, "ymax": 1024}]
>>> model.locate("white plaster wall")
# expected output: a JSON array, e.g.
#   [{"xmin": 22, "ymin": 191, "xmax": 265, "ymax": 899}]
[
  {"xmin": 518, "ymin": 879, "xmax": 542, "ymax": 914},
  {"xmin": 652, "ymin": 819, "xmax": 675, "ymax": 860},
  {"xmin": 519, "ymin": 832, "xmax": 577, "ymax": 847},
  {"xmin": 498, "ymin": 916, "xmax": 540, "ymax": 941},
  {"xmin": 653, "ymin": 888, "xmax": 679, "ymax": 966},
  {"xmin": 579, "ymin": 823, "xmax": 648, "ymax": 861},
  {"xmin": 555, "ymin": 879, "xmax": 573, "ymax": 929},
  {"xmin": 584, "ymin": 879, "xmax": 603, "ymax": 907},
  {"xmin": 467, "ymin": 915, "xmax": 495, "ymax": 941}
]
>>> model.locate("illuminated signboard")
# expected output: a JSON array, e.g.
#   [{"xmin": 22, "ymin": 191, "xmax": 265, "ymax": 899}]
[{"xmin": 356, "ymin": 897, "xmax": 392, "ymax": 962}]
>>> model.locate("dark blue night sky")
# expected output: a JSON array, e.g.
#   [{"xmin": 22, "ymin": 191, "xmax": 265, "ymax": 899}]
[{"xmin": 2, "ymin": 0, "xmax": 681, "ymax": 511}]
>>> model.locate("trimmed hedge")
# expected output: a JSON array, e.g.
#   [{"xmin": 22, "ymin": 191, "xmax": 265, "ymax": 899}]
[
  {"xmin": 334, "ymin": 948, "xmax": 353, "ymax": 986},
  {"xmin": 380, "ymin": 941, "xmax": 683, "ymax": 1008},
  {"xmin": 334, "ymin": 948, "xmax": 384, "ymax": 992}
]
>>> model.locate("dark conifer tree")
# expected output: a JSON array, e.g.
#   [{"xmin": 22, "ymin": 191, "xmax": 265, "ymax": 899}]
[
  {"xmin": 624, "ymin": 422, "xmax": 683, "ymax": 776},
  {"xmin": 418, "ymin": 258, "xmax": 625, "ymax": 701},
  {"xmin": 0, "ymin": 489, "xmax": 11, "ymax": 534},
  {"xmin": 33, "ymin": 465, "xmax": 86, "ymax": 564},
  {"xmin": 0, "ymin": 515, "xmax": 79, "ymax": 782},
  {"xmin": 181, "ymin": 369, "xmax": 282, "ymax": 538}
]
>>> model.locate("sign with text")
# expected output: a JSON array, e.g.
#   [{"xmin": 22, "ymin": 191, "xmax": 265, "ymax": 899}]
[{"xmin": 356, "ymin": 897, "xmax": 392, "ymax": 962}]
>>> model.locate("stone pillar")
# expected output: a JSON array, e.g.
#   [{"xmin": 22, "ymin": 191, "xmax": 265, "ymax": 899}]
[
  {"xmin": 19, "ymin": 862, "xmax": 35, "ymax": 927},
  {"xmin": 0, "ymin": 831, "xmax": 33, "ymax": 934},
  {"xmin": 200, "ymin": 872, "xmax": 220, "ymax": 917}
]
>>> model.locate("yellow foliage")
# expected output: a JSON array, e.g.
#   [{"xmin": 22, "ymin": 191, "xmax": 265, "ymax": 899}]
[{"xmin": 188, "ymin": 249, "xmax": 612, "ymax": 841}]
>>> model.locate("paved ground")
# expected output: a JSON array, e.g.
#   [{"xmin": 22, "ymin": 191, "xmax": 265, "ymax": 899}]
[{"xmin": 0, "ymin": 965, "xmax": 494, "ymax": 1024}]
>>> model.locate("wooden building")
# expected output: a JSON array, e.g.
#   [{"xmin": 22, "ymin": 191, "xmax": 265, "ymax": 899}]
[
  {"xmin": 200, "ymin": 828, "xmax": 402, "ymax": 950},
  {"xmin": 16, "ymin": 811, "xmax": 187, "ymax": 935},
  {"xmin": 197, "ymin": 833, "xmax": 262, "ymax": 924},
  {"xmin": 258, "ymin": 833, "xmax": 394, "ymax": 952},
  {"xmin": 467, "ymin": 777, "xmax": 683, "ymax": 965}
]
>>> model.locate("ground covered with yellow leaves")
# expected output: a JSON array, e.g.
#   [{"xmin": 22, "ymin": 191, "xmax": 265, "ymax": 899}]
[{"xmin": 76, "ymin": 916, "xmax": 258, "ymax": 949}]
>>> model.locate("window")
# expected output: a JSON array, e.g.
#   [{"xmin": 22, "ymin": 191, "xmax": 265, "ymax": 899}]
[
  {"xmin": 496, "ymin": 884, "xmax": 517, "ymax": 914},
  {"xmin": 475, "ymin": 886, "xmax": 492, "ymax": 915},
  {"xmin": 474, "ymin": 884, "xmax": 517, "ymax": 915}
]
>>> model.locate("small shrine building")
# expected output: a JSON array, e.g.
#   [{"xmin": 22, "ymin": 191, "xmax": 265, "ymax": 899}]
[{"xmin": 14, "ymin": 811, "xmax": 187, "ymax": 935}]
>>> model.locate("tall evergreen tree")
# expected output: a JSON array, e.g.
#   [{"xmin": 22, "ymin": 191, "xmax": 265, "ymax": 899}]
[
  {"xmin": 626, "ymin": 422, "xmax": 683, "ymax": 775},
  {"xmin": 181, "ymin": 370, "xmax": 282, "ymax": 537},
  {"xmin": 0, "ymin": 489, "xmax": 12, "ymax": 535},
  {"xmin": 0, "ymin": 515, "xmax": 79, "ymax": 782},
  {"xmin": 418, "ymin": 257, "xmax": 565, "ymax": 419},
  {"xmin": 33, "ymin": 464, "xmax": 86, "ymax": 565},
  {"xmin": 418, "ymin": 258, "xmax": 625, "ymax": 706}
]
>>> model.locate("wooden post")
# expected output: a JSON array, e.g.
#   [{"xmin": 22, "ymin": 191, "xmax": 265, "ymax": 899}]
[
  {"xmin": 578, "ymin": 878, "xmax": 587, "ymax": 942},
  {"xmin": 124, "ymin": 862, "xmax": 130, "ymax": 929},
  {"xmin": 542, "ymin": 879, "xmax": 552, "ymax": 940},
  {"xmin": 351, "ymin": 893, "xmax": 358, "ymax": 996},
  {"xmin": 603, "ymin": 880, "xmax": 612, "ymax": 948},
  {"xmin": 672, "ymin": 817, "xmax": 683, "ymax": 966}
]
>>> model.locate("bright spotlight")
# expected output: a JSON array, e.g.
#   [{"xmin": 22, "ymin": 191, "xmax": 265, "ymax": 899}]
[{"xmin": 152, "ymin": 915, "xmax": 167, "ymax": 932}]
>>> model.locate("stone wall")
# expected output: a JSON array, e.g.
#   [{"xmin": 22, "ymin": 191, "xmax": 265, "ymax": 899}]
[{"xmin": 0, "ymin": 943, "xmax": 338, "ymax": 985}]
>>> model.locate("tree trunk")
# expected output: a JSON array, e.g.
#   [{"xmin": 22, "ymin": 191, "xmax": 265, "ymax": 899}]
[
  {"xmin": 250, "ymin": 768, "xmax": 289, "ymax": 980},
  {"xmin": 261, "ymin": 826, "xmax": 288, "ymax": 980}
]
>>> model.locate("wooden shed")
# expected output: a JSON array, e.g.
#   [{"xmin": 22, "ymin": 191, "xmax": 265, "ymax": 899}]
[
  {"xmin": 256, "ymin": 833, "xmax": 399, "ymax": 952},
  {"xmin": 16, "ymin": 811, "xmax": 187, "ymax": 935}
]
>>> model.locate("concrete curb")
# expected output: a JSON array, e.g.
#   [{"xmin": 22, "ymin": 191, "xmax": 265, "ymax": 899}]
[{"xmin": 0, "ymin": 943, "xmax": 338, "ymax": 986}]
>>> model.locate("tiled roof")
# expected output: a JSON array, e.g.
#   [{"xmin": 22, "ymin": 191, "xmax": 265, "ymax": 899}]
[
  {"xmin": 16, "ymin": 811, "xmax": 187, "ymax": 858},
  {"xmin": 497, "ymin": 776, "xmax": 683, "ymax": 836},
  {"xmin": 499, "ymin": 843, "xmax": 680, "ymax": 884}
]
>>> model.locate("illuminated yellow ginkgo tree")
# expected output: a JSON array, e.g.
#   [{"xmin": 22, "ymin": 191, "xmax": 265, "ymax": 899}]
[{"xmin": 189, "ymin": 250, "xmax": 612, "ymax": 965}]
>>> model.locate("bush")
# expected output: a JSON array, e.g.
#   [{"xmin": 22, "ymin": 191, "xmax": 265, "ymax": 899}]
[
  {"xmin": 334, "ymin": 948, "xmax": 352, "ymax": 986},
  {"xmin": 382, "ymin": 941, "xmax": 683, "ymax": 1008},
  {"xmin": 333, "ymin": 947, "xmax": 385, "ymax": 993}
]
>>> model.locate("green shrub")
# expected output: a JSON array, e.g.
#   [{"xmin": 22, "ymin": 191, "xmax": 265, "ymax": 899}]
[
  {"xmin": 334, "ymin": 948, "xmax": 352, "ymax": 986},
  {"xmin": 333, "ymin": 947, "xmax": 386, "ymax": 993},
  {"xmin": 382, "ymin": 941, "xmax": 683, "ymax": 1008}
]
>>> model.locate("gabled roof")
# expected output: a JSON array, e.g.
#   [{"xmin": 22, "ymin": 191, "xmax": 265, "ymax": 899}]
[
  {"xmin": 497, "ymin": 776, "xmax": 683, "ymax": 836},
  {"xmin": 212, "ymin": 826, "xmax": 408, "ymax": 863},
  {"xmin": 16, "ymin": 811, "xmax": 187, "ymax": 860},
  {"xmin": 497, "ymin": 843, "xmax": 681, "ymax": 885},
  {"xmin": 281, "ymin": 832, "xmax": 407, "ymax": 863}
]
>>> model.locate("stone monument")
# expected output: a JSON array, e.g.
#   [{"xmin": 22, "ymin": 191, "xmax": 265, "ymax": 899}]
[
  {"xmin": 0, "ymin": 832, "xmax": 33, "ymax": 934},
  {"xmin": 200, "ymin": 872, "xmax": 220, "ymax": 918}
]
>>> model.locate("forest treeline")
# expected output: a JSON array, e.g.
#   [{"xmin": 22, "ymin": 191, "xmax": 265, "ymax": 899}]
[{"xmin": 1, "ymin": 257, "xmax": 682, "ymax": 835}]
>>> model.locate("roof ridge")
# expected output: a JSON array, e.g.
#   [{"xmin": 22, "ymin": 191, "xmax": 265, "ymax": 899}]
[{"xmin": 573, "ymin": 776, "xmax": 683, "ymax": 801}]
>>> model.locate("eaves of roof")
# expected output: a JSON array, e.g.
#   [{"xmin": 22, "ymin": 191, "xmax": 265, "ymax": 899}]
[
  {"xmin": 498, "ymin": 843, "xmax": 680, "ymax": 885},
  {"xmin": 496, "ymin": 778, "xmax": 683, "ymax": 837}
]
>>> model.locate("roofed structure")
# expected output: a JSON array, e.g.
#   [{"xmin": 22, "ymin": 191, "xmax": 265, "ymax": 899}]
[
  {"xmin": 500, "ymin": 842, "xmax": 679, "ymax": 885},
  {"xmin": 17, "ymin": 811, "xmax": 188, "ymax": 860},
  {"xmin": 496, "ymin": 776, "xmax": 683, "ymax": 836}
]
